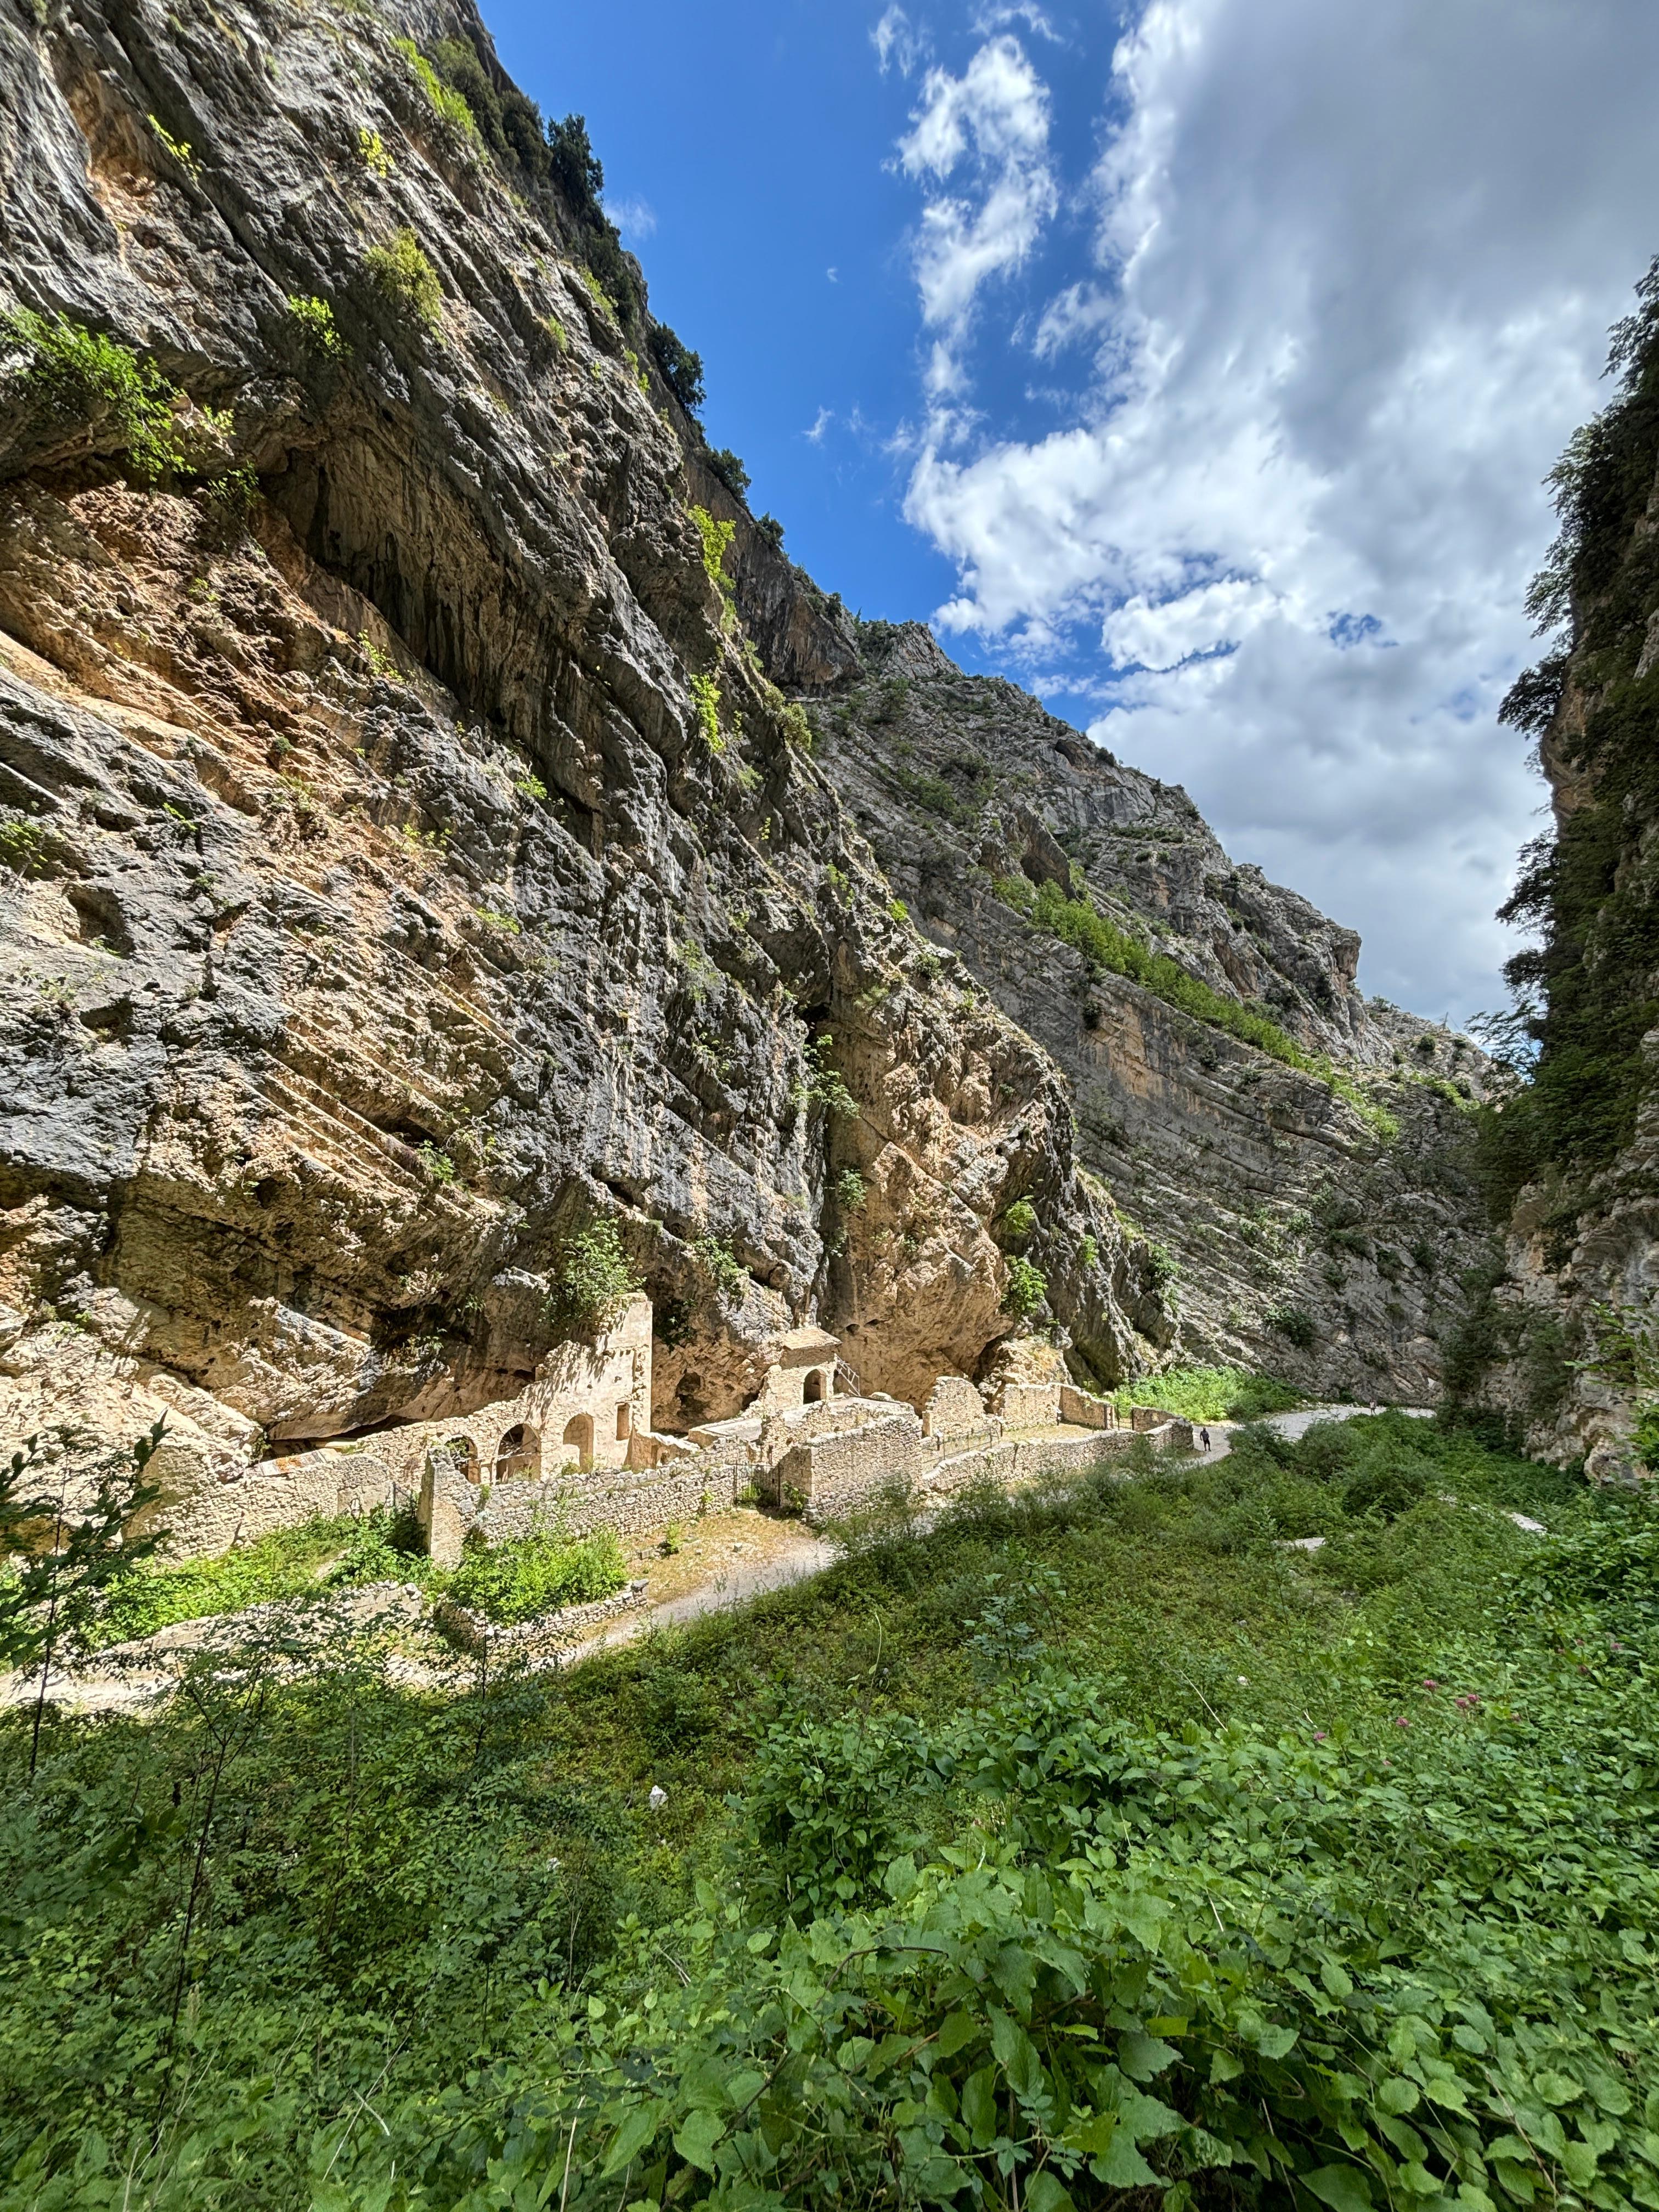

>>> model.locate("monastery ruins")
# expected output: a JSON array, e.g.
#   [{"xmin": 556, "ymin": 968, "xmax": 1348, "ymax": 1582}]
[{"xmin": 153, "ymin": 1297, "xmax": 1196, "ymax": 1562}]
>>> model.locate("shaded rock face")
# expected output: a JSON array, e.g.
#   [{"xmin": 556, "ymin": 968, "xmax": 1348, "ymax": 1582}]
[
  {"xmin": 0, "ymin": 0, "xmax": 1160, "ymax": 1481},
  {"xmin": 814, "ymin": 629, "xmax": 1494, "ymax": 1402},
  {"xmin": 1465, "ymin": 426, "xmax": 1659, "ymax": 1479}
]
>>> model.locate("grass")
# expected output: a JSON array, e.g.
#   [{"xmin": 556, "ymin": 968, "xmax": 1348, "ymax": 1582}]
[
  {"xmin": 83, "ymin": 1505, "xmax": 624, "ymax": 1647},
  {"xmin": 1109, "ymin": 1361, "xmax": 1305, "ymax": 1423},
  {"xmin": 4, "ymin": 1416, "xmax": 1655, "ymax": 2208}
]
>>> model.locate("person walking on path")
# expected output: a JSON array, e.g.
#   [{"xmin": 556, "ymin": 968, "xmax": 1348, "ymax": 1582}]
[{"xmin": 1199, "ymin": 1426, "xmax": 1211, "ymax": 1454}]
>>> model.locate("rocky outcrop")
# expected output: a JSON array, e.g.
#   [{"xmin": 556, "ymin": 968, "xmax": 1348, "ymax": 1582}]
[
  {"xmin": 0, "ymin": 0, "xmax": 1164, "ymax": 1511},
  {"xmin": 1457, "ymin": 285, "xmax": 1659, "ymax": 1478},
  {"xmin": 812, "ymin": 626, "xmax": 1494, "ymax": 1402}
]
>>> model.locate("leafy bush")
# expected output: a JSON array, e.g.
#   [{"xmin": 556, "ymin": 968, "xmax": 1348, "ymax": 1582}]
[
  {"xmin": 1002, "ymin": 1252, "xmax": 1048, "ymax": 1317},
  {"xmin": 1268, "ymin": 1303, "xmax": 1318, "ymax": 1348},
  {"xmin": 834, "ymin": 1168, "xmax": 867, "ymax": 1214},
  {"xmin": 1, "ymin": 308, "xmax": 184, "ymax": 479},
  {"xmin": 688, "ymin": 503, "xmax": 735, "ymax": 605},
  {"xmin": 1000, "ymin": 1197, "xmax": 1037, "ymax": 1243},
  {"xmin": 1110, "ymin": 1363, "xmax": 1304, "ymax": 1423},
  {"xmin": 446, "ymin": 1523, "xmax": 625, "ymax": 1623},
  {"xmin": 364, "ymin": 229, "xmax": 442, "ymax": 333},
  {"xmin": 552, "ymin": 1218, "xmax": 643, "ymax": 1334},
  {"xmin": 392, "ymin": 36, "xmax": 479, "ymax": 145},
  {"xmin": 707, "ymin": 445, "xmax": 749, "ymax": 500},
  {"xmin": 687, "ymin": 670, "xmax": 721, "ymax": 750},
  {"xmin": 796, "ymin": 1034, "xmax": 858, "ymax": 1119},
  {"xmin": 689, "ymin": 1234, "xmax": 746, "ymax": 1305},
  {"xmin": 285, "ymin": 292, "xmax": 346, "ymax": 358},
  {"xmin": 650, "ymin": 324, "xmax": 704, "ymax": 413}
]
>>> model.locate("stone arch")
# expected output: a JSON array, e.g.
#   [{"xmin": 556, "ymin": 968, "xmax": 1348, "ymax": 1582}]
[
  {"xmin": 495, "ymin": 1422, "xmax": 540, "ymax": 1482},
  {"xmin": 562, "ymin": 1412, "xmax": 595, "ymax": 1472},
  {"xmin": 446, "ymin": 1435, "xmax": 481, "ymax": 1483},
  {"xmin": 803, "ymin": 1368, "xmax": 827, "ymax": 1404}
]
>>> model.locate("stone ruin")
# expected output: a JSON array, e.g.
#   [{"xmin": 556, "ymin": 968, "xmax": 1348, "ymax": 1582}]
[{"xmin": 151, "ymin": 1297, "xmax": 1196, "ymax": 1563}]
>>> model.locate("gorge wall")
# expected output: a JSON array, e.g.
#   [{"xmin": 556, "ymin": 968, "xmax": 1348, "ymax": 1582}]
[
  {"xmin": 1461, "ymin": 272, "xmax": 1659, "ymax": 1479},
  {"xmin": 0, "ymin": 0, "xmax": 1492, "ymax": 1517}
]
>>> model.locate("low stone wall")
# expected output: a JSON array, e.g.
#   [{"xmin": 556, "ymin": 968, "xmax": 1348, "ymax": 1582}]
[
  {"xmin": 433, "ymin": 1578, "xmax": 650, "ymax": 1657},
  {"xmin": 160, "ymin": 1444, "xmax": 407, "ymax": 1556}
]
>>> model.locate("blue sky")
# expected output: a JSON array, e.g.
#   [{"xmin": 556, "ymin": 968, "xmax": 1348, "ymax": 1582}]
[{"xmin": 484, "ymin": 0, "xmax": 1659, "ymax": 1029}]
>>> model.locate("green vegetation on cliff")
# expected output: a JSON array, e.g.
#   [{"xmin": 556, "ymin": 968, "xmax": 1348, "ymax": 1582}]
[
  {"xmin": 4, "ymin": 1419, "xmax": 1655, "ymax": 2209},
  {"xmin": 1482, "ymin": 257, "xmax": 1659, "ymax": 1217},
  {"xmin": 992, "ymin": 876, "xmax": 1398, "ymax": 1138}
]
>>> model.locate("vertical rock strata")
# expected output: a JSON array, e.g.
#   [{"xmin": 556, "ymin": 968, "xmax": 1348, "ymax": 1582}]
[{"xmin": 0, "ymin": 0, "xmax": 1488, "ymax": 1489}]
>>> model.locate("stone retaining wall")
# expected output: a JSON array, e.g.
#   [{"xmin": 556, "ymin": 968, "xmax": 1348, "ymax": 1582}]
[{"xmin": 433, "ymin": 1578, "xmax": 651, "ymax": 1657}]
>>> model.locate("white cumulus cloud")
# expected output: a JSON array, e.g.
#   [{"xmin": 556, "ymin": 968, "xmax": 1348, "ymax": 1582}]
[
  {"xmin": 897, "ymin": 36, "xmax": 1057, "ymax": 397},
  {"xmin": 892, "ymin": 0, "xmax": 1659, "ymax": 1023}
]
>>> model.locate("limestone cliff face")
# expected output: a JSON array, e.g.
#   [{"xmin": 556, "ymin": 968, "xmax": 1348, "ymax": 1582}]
[
  {"xmin": 1463, "ymin": 286, "xmax": 1659, "ymax": 1478},
  {"xmin": 0, "ymin": 0, "xmax": 1493, "ymax": 1499},
  {"xmin": 0, "ymin": 0, "xmax": 1163, "ymax": 1490},
  {"xmin": 812, "ymin": 625, "xmax": 1493, "ymax": 1404}
]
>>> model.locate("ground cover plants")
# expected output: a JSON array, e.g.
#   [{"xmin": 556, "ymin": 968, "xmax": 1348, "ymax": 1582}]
[
  {"xmin": 2, "ymin": 1414, "xmax": 1655, "ymax": 2210},
  {"xmin": 29, "ymin": 1504, "xmax": 625, "ymax": 1651},
  {"xmin": 1108, "ymin": 1362, "xmax": 1305, "ymax": 1424}
]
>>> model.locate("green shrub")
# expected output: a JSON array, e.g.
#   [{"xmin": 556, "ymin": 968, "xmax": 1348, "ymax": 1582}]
[
  {"xmin": 1, "ymin": 308, "xmax": 184, "ymax": 480},
  {"xmin": 1111, "ymin": 1363, "xmax": 1304, "ymax": 1423},
  {"xmin": 1000, "ymin": 1197, "xmax": 1037, "ymax": 1243},
  {"xmin": 392, "ymin": 36, "xmax": 479, "ymax": 144},
  {"xmin": 687, "ymin": 670, "xmax": 721, "ymax": 751},
  {"xmin": 552, "ymin": 1218, "xmax": 642, "ymax": 1334},
  {"xmin": 795, "ymin": 1034, "xmax": 858, "ymax": 1119},
  {"xmin": 690, "ymin": 1233, "xmax": 746, "ymax": 1304},
  {"xmin": 1268, "ymin": 1303, "xmax": 1318, "ymax": 1348},
  {"xmin": 688, "ymin": 503, "xmax": 736, "ymax": 605},
  {"xmin": 446, "ymin": 1523, "xmax": 625, "ymax": 1623},
  {"xmin": 1002, "ymin": 1252, "xmax": 1048, "ymax": 1317},
  {"xmin": 364, "ymin": 228, "xmax": 442, "ymax": 333},
  {"xmin": 707, "ymin": 445, "xmax": 749, "ymax": 500},
  {"xmin": 650, "ymin": 323, "xmax": 704, "ymax": 413},
  {"xmin": 284, "ymin": 292, "xmax": 346, "ymax": 358},
  {"xmin": 834, "ymin": 1168, "xmax": 867, "ymax": 1214}
]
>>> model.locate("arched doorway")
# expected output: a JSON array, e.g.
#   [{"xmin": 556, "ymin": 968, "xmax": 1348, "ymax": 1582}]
[
  {"xmin": 446, "ymin": 1435, "xmax": 481, "ymax": 1484},
  {"xmin": 562, "ymin": 1413, "xmax": 595, "ymax": 1472},
  {"xmin": 495, "ymin": 1423, "xmax": 540, "ymax": 1482},
  {"xmin": 803, "ymin": 1369, "xmax": 827, "ymax": 1404}
]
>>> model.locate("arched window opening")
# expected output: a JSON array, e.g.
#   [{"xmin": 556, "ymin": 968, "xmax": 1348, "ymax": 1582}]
[
  {"xmin": 495, "ymin": 1423, "xmax": 540, "ymax": 1482},
  {"xmin": 562, "ymin": 1413, "xmax": 595, "ymax": 1472},
  {"xmin": 447, "ymin": 1435, "xmax": 481, "ymax": 1484}
]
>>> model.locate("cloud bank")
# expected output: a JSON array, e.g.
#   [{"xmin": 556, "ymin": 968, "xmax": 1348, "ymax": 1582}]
[{"xmin": 889, "ymin": 0, "xmax": 1659, "ymax": 1022}]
